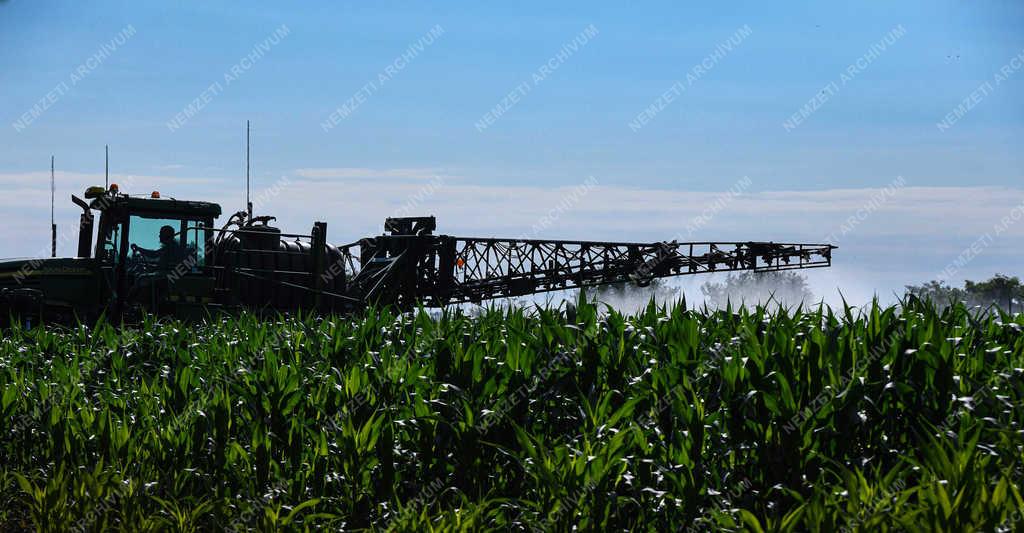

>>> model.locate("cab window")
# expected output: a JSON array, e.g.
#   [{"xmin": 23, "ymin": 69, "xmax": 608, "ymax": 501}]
[
  {"xmin": 185, "ymin": 220, "xmax": 207, "ymax": 267},
  {"xmin": 128, "ymin": 216, "xmax": 182, "ymax": 254},
  {"xmin": 100, "ymin": 222, "xmax": 122, "ymax": 264},
  {"xmin": 127, "ymin": 216, "xmax": 205, "ymax": 272}
]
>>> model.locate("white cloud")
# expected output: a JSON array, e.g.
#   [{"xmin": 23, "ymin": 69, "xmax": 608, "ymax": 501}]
[
  {"xmin": 0, "ymin": 170, "xmax": 228, "ymax": 209},
  {"xmin": 292, "ymin": 167, "xmax": 446, "ymax": 181},
  {"xmin": 267, "ymin": 178, "xmax": 1024, "ymax": 242}
]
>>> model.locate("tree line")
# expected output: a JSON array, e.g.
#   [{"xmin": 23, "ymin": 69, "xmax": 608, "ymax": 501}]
[{"xmin": 589, "ymin": 272, "xmax": 1023, "ymax": 314}]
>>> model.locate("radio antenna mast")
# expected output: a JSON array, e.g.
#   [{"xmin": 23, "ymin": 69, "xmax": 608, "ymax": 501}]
[
  {"xmin": 51, "ymin": 156, "xmax": 56, "ymax": 258},
  {"xmin": 105, "ymin": 145, "xmax": 109, "ymax": 189},
  {"xmin": 246, "ymin": 120, "xmax": 252, "ymax": 220}
]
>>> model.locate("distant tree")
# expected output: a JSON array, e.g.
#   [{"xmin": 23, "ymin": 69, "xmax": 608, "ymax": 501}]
[
  {"xmin": 593, "ymin": 277, "xmax": 677, "ymax": 299},
  {"xmin": 906, "ymin": 274, "xmax": 1023, "ymax": 313},
  {"xmin": 700, "ymin": 271, "xmax": 813, "ymax": 309},
  {"xmin": 965, "ymin": 274, "xmax": 1023, "ymax": 311},
  {"xmin": 905, "ymin": 280, "xmax": 966, "ymax": 306},
  {"xmin": 581, "ymin": 278, "xmax": 680, "ymax": 311}
]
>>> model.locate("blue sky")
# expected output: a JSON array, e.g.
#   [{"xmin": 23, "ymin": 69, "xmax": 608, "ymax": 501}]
[{"xmin": 1, "ymin": 0, "xmax": 1022, "ymax": 302}]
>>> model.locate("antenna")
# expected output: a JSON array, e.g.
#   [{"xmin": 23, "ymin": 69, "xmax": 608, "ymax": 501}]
[
  {"xmin": 105, "ymin": 145, "xmax": 109, "ymax": 189},
  {"xmin": 246, "ymin": 120, "xmax": 252, "ymax": 219},
  {"xmin": 51, "ymin": 156, "xmax": 56, "ymax": 258}
]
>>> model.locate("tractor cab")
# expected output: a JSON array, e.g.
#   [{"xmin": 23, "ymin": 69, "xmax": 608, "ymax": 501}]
[{"xmin": 74, "ymin": 185, "xmax": 222, "ymax": 316}]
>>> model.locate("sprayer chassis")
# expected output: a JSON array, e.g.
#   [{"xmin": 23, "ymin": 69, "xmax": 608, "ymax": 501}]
[{"xmin": 0, "ymin": 190, "xmax": 835, "ymax": 325}]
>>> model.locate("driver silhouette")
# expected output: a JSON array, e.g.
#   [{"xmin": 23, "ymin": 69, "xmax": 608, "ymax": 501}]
[{"xmin": 132, "ymin": 225, "xmax": 185, "ymax": 272}]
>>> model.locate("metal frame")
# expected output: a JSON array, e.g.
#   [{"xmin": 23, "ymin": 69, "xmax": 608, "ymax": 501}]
[
  {"xmin": 333, "ymin": 218, "xmax": 835, "ymax": 307},
  {"xmin": 443, "ymin": 238, "xmax": 831, "ymax": 300}
]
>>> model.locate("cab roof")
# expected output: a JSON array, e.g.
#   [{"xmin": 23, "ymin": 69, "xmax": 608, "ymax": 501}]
[{"xmin": 89, "ymin": 195, "xmax": 222, "ymax": 218}]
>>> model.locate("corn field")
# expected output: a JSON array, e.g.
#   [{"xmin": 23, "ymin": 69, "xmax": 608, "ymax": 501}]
[{"xmin": 1, "ymin": 298, "xmax": 1022, "ymax": 531}]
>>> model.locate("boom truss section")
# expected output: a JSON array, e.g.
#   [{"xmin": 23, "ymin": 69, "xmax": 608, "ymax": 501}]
[
  {"xmin": 338, "ymin": 218, "xmax": 835, "ymax": 307},
  {"xmin": 446, "ymin": 238, "xmax": 834, "ymax": 303}
]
